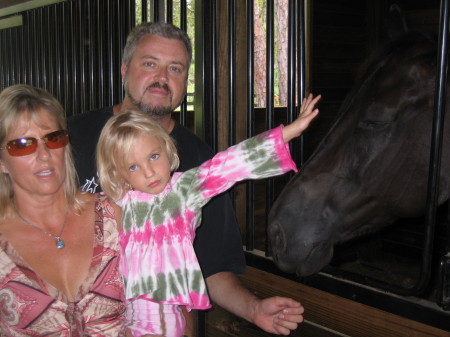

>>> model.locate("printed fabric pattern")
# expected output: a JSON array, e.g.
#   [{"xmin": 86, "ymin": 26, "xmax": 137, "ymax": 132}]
[
  {"xmin": 118, "ymin": 126, "xmax": 297, "ymax": 310},
  {"xmin": 0, "ymin": 195, "xmax": 125, "ymax": 336}
]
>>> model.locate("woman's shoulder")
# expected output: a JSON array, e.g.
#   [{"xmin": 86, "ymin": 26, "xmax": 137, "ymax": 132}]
[
  {"xmin": 75, "ymin": 192, "xmax": 115, "ymax": 217},
  {"xmin": 77, "ymin": 192, "xmax": 115, "ymax": 205},
  {"xmin": 78, "ymin": 191, "xmax": 95, "ymax": 202},
  {"xmin": 89, "ymin": 193, "xmax": 122, "ymax": 230}
]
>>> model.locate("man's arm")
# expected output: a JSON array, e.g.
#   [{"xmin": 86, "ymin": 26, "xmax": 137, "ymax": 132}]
[{"xmin": 206, "ymin": 272, "xmax": 304, "ymax": 335}]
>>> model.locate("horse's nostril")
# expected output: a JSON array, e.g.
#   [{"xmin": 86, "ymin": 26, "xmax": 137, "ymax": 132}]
[{"xmin": 269, "ymin": 221, "xmax": 286, "ymax": 253}]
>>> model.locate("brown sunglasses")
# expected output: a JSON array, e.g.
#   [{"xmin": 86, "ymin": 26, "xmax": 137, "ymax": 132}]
[{"xmin": 0, "ymin": 130, "xmax": 69, "ymax": 157}]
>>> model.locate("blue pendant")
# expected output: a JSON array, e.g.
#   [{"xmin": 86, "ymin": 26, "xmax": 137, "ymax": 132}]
[{"xmin": 56, "ymin": 238, "xmax": 65, "ymax": 249}]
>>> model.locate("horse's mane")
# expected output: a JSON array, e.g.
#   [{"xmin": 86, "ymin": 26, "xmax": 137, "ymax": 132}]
[
  {"xmin": 355, "ymin": 31, "xmax": 437, "ymax": 84},
  {"xmin": 303, "ymin": 31, "xmax": 438, "ymax": 168},
  {"xmin": 335, "ymin": 31, "xmax": 437, "ymax": 122}
]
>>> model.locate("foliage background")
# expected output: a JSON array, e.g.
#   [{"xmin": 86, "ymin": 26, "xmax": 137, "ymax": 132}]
[{"xmin": 135, "ymin": 0, "xmax": 287, "ymax": 108}]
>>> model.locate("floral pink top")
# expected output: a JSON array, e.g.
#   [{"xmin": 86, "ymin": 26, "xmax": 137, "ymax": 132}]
[
  {"xmin": 118, "ymin": 126, "xmax": 297, "ymax": 311},
  {"xmin": 0, "ymin": 195, "xmax": 125, "ymax": 336}
]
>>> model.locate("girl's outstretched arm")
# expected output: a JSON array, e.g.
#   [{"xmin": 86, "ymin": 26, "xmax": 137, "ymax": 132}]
[{"xmin": 282, "ymin": 94, "xmax": 321, "ymax": 143}]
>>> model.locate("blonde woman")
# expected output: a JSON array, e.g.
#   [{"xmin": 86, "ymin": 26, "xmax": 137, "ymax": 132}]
[{"xmin": 0, "ymin": 85, "xmax": 125, "ymax": 336}]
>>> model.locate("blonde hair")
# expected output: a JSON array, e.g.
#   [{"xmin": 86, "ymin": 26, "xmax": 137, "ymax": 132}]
[
  {"xmin": 97, "ymin": 110, "xmax": 179, "ymax": 201},
  {"xmin": 0, "ymin": 84, "xmax": 82, "ymax": 219}
]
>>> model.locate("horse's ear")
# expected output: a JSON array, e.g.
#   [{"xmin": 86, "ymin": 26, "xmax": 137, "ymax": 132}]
[{"xmin": 384, "ymin": 3, "xmax": 409, "ymax": 40}]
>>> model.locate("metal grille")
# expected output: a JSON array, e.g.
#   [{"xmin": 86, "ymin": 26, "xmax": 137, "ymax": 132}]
[{"xmin": 0, "ymin": 0, "xmax": 133, "ymax": 116}]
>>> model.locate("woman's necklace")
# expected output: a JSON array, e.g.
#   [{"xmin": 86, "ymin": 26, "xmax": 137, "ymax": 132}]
[{"xmin": 15, "ymin": 208, "xmax": 69, "ymax": 249}]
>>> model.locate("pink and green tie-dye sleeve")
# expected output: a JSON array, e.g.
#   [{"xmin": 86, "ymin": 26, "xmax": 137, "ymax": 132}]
[{"xmin": 191, "ymin": 125, "xmax": 297, "ymax": 201}]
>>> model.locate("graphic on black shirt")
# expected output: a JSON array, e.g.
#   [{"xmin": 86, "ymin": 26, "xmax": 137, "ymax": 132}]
[{"xmin": 81, "ymin": 176, "xmax": 99, "ymax": 193}]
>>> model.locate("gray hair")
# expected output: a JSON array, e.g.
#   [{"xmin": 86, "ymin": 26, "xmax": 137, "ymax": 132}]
[{"xmin": 122, "ymin": 22, "xmax": 192, "ymax": 67}]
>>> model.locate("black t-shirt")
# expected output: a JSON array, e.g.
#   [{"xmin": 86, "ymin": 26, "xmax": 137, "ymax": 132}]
[{"xmin": 68, "ymin": 107, "xmax": 246, "ymax": 278}]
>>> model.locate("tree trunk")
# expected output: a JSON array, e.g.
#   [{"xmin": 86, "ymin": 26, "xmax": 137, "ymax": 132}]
[
  {"xmin": 254, "ymin": 0, "xmax": 266, "ymax": 107},
  {"xmin": 276, "ymin": 0, "xmax": 288, "ymax": 106}
]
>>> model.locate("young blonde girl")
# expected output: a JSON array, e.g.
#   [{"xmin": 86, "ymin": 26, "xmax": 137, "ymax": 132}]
[{"xmin": 96, "ymin": 94, "xmax": 320, "ymax": 337}]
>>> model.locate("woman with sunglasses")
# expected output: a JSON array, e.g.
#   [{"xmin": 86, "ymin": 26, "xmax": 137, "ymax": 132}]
[{"xmin": 0, "ymin": 84, "xmax": 125, "ymax": 336}]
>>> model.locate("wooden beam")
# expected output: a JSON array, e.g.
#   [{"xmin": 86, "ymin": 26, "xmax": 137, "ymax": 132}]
[
  {"xmin": 0, "ymin": 15, "xmax": 22, "ymax": 30},
  {"xmin": 0, "ymin": 0, "xmax": 65, "ymax": 17},
  {"xmin": 235, "ymin": 266, "xmax": 449, "ymax": 337}
]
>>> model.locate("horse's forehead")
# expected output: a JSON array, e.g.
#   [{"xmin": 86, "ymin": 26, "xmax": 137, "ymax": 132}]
[
  {"xmin": 305, "ymin": 36, "xmax": 438, "ymax": 172},
  {"xmin": 356, "ymin": 58, "xmax": 434, "ymax": 122},
  {"xmin": 375, "ymin": 54, "xmax": 432, "ymax": 87}
]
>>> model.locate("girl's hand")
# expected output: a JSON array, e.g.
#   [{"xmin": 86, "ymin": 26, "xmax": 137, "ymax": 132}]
[{"xmin": 282, "ymin": 94, "xmax": 321, "ymax": 143}]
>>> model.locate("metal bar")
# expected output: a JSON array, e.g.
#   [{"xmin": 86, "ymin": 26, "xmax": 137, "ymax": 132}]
[
  {"xmin": 11, "ymin": 20, "xmax": 18, "ymax": 84},
  {"xmin": 409, "ymin": 0, "xmax": 449, "ymax": 295},
  {"xmin": 31, "ymin": 10, "xmax": 39, "ymax": 87},
  {"xmin": 142, "ymin": 0, "xmax": 148, "ymax": 22},
  {"xmin": 21, "ymin": 19, "xmax": 27, "ymax": 83},
  {"xmin": 195, "ymin": 3, "xmax": 213, "ymax": 335},
  {"xmin": 62, "ymin": 1, "xmax": 70, "ymax": 110},
  {"xmin": 228, "ymin": 0, "xmax": 236, "ymax": 147},
  {"xmin": 54, "ymin": 5, "xmax": 62, "ymax": 103},
  {"xmin": 246, "ymin": 0, "xmax": 255, "ymax": 251},
  {"xmin": 287, "ymin": 0, "xmax": 296, "ymax": 122},
  {"xmin": 152, "ymin": 0, "xmax": 160, "ymax": 21},
  {"xmin": 287, "ymin": 0, "xmax": 296, "ymax": 161},
  {"xmin": 70, "ymin": 2, "xmax": 77, "ymax": 115},
  {"xmin": 41, "ymin": 11, "xmax": 46, "ymax": 87},
  {"xmin": 8, "ymin": 27, "xmax": 13, "ymax": 84},
  {"xmin": 297, "ymin": 0, "xmax": 306, "ymax": 165},
  {"xmin": 193, "ymin": 0, "xmax": 206, "ymax": 144},
  {"xmin": 25, "ymin": 11, "xmax": 31, "ymax": 86},
  {"xmin": 210, "ymin": 0, "xmax": 217, "ymax": 151},
  {"xmin": 47, "ymin": 7, "xmax": 54, "ymax": 93},
  {"xmin": 127, "ymin": 0, "xmax": 136, "ymax": 32},
  {"xmin": 87, "ymin": 1, "xmax": 95, "ymax": 109},
  {"xmin": 120, "ymin": 0, "xmax": 135, "ymax": 103},
  {"xmin": 167, "ymin": 0, "xmax": 173, "ymax": 23},
  {"xmin": 0, "ymin": 31, "xmax": 5, "ymax": 87},
  {"xmin": 97, "ymin": 0, "xmax": 105, "ymax": 107},
  {"xmin": 180, "ymin": 0, "xmax": 188, "ymax": 126},
  {"xmin": 78, "ymin": 0, "xmax": 85, "ymax": 113},
  {"xmin": 265, "ymin": 0, "xmax": 275, "ymax": 256},
  {"xmin": 39, "ymin": 8, "xmax": 47, "ymax": 89},
  {"xmin": 180, "ymin": 0, "xmax": 187, "ymax": 31},
  {"xmin": 107, "ymin": 2, "xmax": 114, "ymax": 106},
  {"xmin": 114, "ymin": 0, "xmax": 122, "ymax": 104}
]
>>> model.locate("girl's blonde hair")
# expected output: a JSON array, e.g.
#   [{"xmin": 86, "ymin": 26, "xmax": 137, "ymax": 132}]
[
  {"xmin": 97, "ymin": 110, "xmax": 180, "ymax": 200},
  {"xmin": 0, "ymin": 84, "xmax": 82, "ymax": 219}
]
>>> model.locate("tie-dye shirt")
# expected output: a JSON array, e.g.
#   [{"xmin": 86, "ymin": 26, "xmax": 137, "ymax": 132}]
[{"xmin": 117, "ymin": 126, "xmax": 297, "ymax": 311}]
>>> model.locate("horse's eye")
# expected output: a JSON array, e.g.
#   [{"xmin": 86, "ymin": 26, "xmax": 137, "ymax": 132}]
[{"xmin": 357, "ymin": 120, "xmax": 390, "ymax": 130}]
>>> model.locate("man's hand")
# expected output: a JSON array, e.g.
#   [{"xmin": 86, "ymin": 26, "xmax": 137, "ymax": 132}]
[
  {"xmin": 206, "ymin": 272, "xmax": 304, "ymax": 335},
  {"xmin": 251, "ymin": 296, "xmax": 304, "ymax": 335}
]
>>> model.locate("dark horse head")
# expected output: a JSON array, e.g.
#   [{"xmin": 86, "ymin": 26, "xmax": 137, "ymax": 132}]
[{"xmin": 268, "ymin": 31, "xmax": 450, "ymax": 277}]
